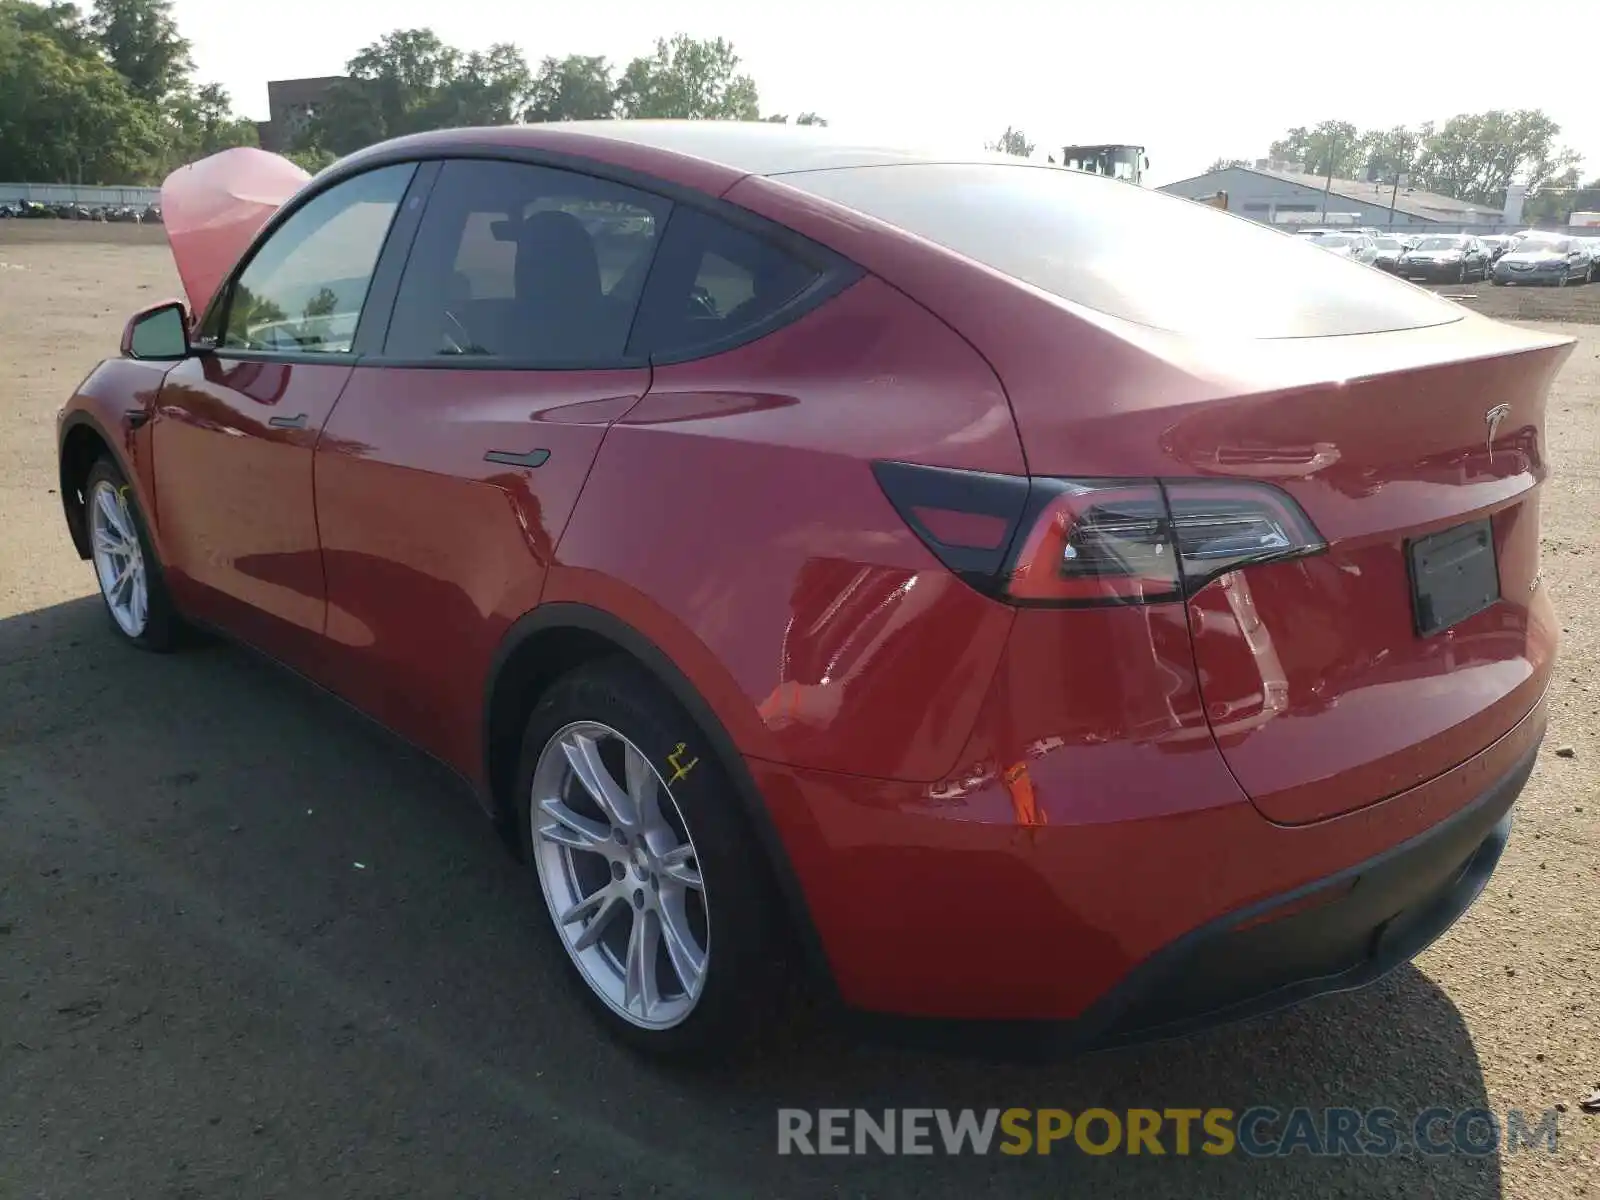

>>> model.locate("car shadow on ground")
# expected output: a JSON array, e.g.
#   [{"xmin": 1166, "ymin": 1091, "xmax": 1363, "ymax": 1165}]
[{"xmin": 0, "ymin": 595, "xmax": 1506, "ymax": 1199}]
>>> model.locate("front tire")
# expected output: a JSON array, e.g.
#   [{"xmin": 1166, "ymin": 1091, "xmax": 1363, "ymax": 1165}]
[
  {"xmin": 516, "ymin": 659, "xmax": 784, "ymax": 1061},
  {"xmin": 84, "ymin": 456, "xmax": 183, "ymax": 651}
]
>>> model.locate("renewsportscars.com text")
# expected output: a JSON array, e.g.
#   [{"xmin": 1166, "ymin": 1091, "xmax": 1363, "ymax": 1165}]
[{"xmin": 776, "ymin": 1106, "xmax": 1562, "ymax": 1157}]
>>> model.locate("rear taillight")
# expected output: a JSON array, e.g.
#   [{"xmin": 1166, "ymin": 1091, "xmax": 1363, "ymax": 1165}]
[{"xmin": 872, "ymin": 462, "xmax": 1325, "ymax": 607}]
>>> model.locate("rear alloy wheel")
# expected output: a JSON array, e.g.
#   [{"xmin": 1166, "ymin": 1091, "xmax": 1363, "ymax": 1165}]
[
  {"xmin": 517, "ymin": 660, "xmax": 782, "ymax": 1059},
  {"xmin": 84, "ymin": 456, "xmax": 182, "ymax": 651}
]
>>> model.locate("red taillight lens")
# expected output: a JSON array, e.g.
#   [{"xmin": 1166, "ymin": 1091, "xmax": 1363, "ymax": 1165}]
[
  {"xmin": 1006, "ymin": 480, "xmax": 1180, "ymax": 604},
  {"xmin": 872, "ymin": 462, "xmax": 1325, "ymax": 607},
  {"xmin": 1163, "ymin": 480, "xmax": 1326, "ymax": 593}
]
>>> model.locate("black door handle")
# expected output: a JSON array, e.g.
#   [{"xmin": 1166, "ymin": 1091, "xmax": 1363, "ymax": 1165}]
[
  {"xmin": 125, "ymin": 409, "xmax": 150, "ymax": 430},
  {"xmin": 268, "ymin": 413, "xmax": 309, "ymax": 429},
  {"xmin": 484, "ymin": 449, "xmax": 550, "ymax": 468}
]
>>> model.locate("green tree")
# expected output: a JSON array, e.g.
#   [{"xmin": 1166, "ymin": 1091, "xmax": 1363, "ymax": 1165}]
[
  {"xmin": 613, "ymin": 34, "xmax": 759, "ymax": 120},
  {"xmin": 1205, "ymin": 156, "xmax": 1247, "ymax": 173},
  {"xmin": 1264, "ymin": 109, "xmax": 1581, "ymax": 209},
  {"xmin": 303, "ymin": 29, "xmax": 531, "ymax": 156},
  {"xmin": 161, "ymin": 81, "xmax": 257, "ymax": 172},
  {"xmin": 284, "ymin": 145, "xmax": 338, "ymax": 175},
  {"xmin": 525, "ymin": 54, "xmax": 615, "ymax": 121},
  {"xmin": 986, "ymin": 126, "xmax": 1035, "ymax": 157},
  {"xmin": 764, "ymin": 111, "xmax": 828, "ymax": 126},
  {"xmin": 1268, "ymin": 120, "xmax": 1363, "ymax": 177},
  {"xmin": 0, "ymin": 2, "xmax": 164, "ymax": 183},
  {"xmin": 1521, "ymin": 167, "xmax": 1589, "ymax": 225},
  {"xmin": 90, "ymin": 0, "xmax": 191, "ymax": 102},
  {"xmin": 433, "ymin": 42, "xmax": 531, "ymax": 127},
  {"xmin": 1414, "ymin": 109, "xmax": 1579, "ymax": 207},
  {"xmin": 1359, "ymin": 124, "xmax": 1421, "ymax": 182},
  {"xmin": 7, "ymin": 0, "xmax": 98, "ymax": 55}
]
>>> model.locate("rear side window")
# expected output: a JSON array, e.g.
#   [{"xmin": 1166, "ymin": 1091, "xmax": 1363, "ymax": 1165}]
[
  {"xmin": 383, "ymin": 159, "xmax": 669, "ymax": 365},
  {"xmin": 627, "ymin": 206, "xmax": 824, "ymax": 361},
  {"xmin": 780, "ymin": 163, "xmax": 1465, "ymax": 338}
]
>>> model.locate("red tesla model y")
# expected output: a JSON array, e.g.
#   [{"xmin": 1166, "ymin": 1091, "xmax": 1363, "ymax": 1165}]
[{"xmin": 57, "ymin": 123, "xmax": 1570, "ymax": 1059}]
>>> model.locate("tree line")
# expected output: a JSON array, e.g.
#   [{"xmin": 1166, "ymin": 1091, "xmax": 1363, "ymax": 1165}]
[
  {"xmin": 285, "ymin": 29, "xmax": 826, "ymax": 174},
  {"xmin": 1208, "ymin": 114, "xmax": 1600, "ymax": 223},
  {"xmin": 0, "ymin": 0, "xmax": 827, "ymax": 185},
  {"xmin": 1, "ymin": 0, "xmax": 256, "ymax": 184}
]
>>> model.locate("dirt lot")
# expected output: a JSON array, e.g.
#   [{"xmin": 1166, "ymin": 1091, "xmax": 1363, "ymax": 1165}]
[{"xmin": 2, "ymin": 225, "xmax": 1598, "ymax": 1199}]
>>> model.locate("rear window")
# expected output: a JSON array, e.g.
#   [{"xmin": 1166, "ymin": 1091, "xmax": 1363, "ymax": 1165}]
[
  {"xmin": 780, "ymin": 163, "xmax": 1463, "ymax": 338},
  {"xmin": 626, "ymin": 206, "xmax": 824, "ymax": 362}
]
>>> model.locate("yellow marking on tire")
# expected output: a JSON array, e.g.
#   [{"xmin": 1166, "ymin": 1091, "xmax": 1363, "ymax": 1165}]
[{"xmin": 666, "ymin": 742, "xmax": 699, "ymax": 785}]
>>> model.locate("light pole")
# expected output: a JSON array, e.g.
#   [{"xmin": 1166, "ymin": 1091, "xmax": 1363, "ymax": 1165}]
[
  {"xmin": 1387, "ymin": 138, "xmax": 1413, "ymax": 229},
  {"xmin": 1318, "ymin": 134, "xmax": 1346, "ymax": 223}
]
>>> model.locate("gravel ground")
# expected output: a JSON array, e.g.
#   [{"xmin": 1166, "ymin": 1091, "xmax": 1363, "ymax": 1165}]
[{"xmin": 1, "ymin": 228, "xmax": 1598, "ymax": 1199}]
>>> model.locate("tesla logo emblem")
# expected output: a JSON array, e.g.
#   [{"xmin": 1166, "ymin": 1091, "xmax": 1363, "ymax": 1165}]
[{"xmin": 1485, "ymin": 403, "xmax": 1511, "ymax": 447}]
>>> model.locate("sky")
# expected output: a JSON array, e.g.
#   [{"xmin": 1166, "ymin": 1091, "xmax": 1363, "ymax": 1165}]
[{"xmin": 172, "ymin": 0, "xmax": 1598, "ymax": 188}]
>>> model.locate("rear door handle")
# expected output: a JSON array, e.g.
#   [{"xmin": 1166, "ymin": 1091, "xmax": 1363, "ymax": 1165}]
[{"xmin": 268, "ymin": 413, "xmax": 309, "ymax": 429}]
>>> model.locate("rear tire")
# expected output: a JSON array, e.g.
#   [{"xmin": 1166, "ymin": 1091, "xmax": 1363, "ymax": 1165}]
[
  {"xmin": 84, "ymin": 456, "xmax": 184, "ymax": 652},
  {"xmin": 515, "ymin": 658, "xmax": 786, "ymax": 1062}
]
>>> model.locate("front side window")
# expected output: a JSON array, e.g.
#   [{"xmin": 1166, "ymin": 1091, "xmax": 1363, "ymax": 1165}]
[
  {"xmin": 221, "ymin": 164, "xmax": 414, "ymax": 354},
  {"xmin": 627, "ymin": 206, "xmax": 824, "ymax": 361},
  {"xmin": 383, "ymin": 159, "xmax": 669, "ymax": 364}
]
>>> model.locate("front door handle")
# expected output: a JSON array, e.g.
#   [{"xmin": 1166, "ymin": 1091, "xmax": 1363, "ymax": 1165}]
[
  {"xmin": 268, "ymin": 413, "xmax": 309, "ymax": 430},
  {"xmin": 484, "ymin": 449, "xmax": 550, "ymax": 468}
]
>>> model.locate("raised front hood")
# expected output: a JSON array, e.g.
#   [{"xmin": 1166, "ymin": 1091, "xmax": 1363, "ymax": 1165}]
[{"xmin": 160, "ymin": 147, "xmax": 311, "ymax": 314}]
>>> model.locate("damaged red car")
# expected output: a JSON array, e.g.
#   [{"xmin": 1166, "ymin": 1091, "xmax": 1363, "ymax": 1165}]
[{"xmin": 56, "ymin": 124, "xmax": 1570, "ymax": 1059}]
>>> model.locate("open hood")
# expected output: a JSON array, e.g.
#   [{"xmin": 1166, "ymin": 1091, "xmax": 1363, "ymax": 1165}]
[{"xmin": 160, "ymin": 147, "xmax": 311, "ymax": 315}]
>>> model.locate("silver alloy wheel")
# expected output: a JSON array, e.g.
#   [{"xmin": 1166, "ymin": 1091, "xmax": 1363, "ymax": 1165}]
[
  {"xmin": 89, "ymin": 479, "xmax": 148, "ymax": 638},
  {"xmin": 531, "ymin": 721, "xmax": 709, "ymax": 1030}
]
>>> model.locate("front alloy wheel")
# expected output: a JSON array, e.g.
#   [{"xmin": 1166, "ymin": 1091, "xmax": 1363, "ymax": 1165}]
[
  {"xmin": 89, "ymin": 479, "xmax": 148, "ymax": 638},
  {"xmin": 82, "ymin": 455, "xmax": 182, "ymax": 650},
  {"xmin": 531, "ymin": 720, "xmax": 709, "ymax": 1030}
]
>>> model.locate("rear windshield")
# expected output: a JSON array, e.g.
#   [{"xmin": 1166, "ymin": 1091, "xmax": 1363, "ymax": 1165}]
[{"xmin": 778, "ymin": 163, "xmax": 1463, "ymax": 338}]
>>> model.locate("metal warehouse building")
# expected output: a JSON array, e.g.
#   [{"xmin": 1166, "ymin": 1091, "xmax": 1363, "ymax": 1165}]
[{"xmin": 1159, "ymin": 161, "xmax": 1504, "ymax": 230}]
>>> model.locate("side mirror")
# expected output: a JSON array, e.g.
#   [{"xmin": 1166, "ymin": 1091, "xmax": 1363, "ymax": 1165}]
[{"xmin": 121, "ymin": 300, "xmax": 191, "ymax": 361}]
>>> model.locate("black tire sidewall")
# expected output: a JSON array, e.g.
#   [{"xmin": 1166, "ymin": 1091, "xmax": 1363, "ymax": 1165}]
[
  {"xmin": 84, "ymin": 456, "xmax": 182, "ymax": 651},
  {"xmin": 514, "ymin": 658, "xmax": 784, "ymax": 1061}
]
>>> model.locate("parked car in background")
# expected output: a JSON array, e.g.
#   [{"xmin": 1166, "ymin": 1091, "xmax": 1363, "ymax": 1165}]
[
  {"xmin": 56, "ymin": 125, "xmax": 1571, "ymax": 1061},
  {"xmin": 1398, "ymin": 234, "xmax": 1490, "ymax": 283},
  {"xmin": 1492, "ymin": 237, "xmax": 1591, "ymax": 286},
  {"xmin": 1578, "ymin": 238, "xmax": 1600, "ymax": 283},
  {"xmin": 1477, "ymin": 235, "xmax": 1514, "ymax": 263},
  {"xmin": 1303, "ymin": 232, "xmax": 1380, "ymax": 266},
  {"xmin": 1371, "ymin": 235, "xmax": 1408, "ymax": 273}
]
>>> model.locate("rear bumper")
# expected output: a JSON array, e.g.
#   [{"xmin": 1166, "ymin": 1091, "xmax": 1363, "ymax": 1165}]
[
  {"xmin": 754, "ymin": 690, "xmax": 1544, "ymax": 1048},
  {"xmin": 1081, "ymin": 735, "xmax": 1530, "ymax": 1049}
]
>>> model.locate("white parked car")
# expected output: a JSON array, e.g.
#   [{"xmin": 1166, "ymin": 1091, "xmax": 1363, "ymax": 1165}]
[{"xmin": 1301, "ymin": 232, "xmax": 1380, "ymax": 266}]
